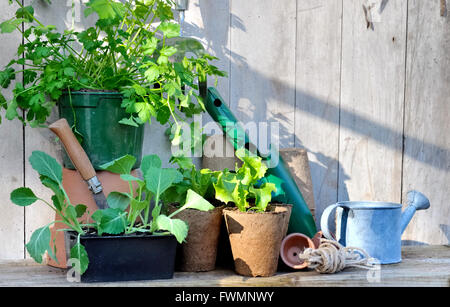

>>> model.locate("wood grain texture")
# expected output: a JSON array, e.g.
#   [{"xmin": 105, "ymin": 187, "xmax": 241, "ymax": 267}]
[
  {"xmin": 23, "ymin": 0, "xmax": 80, "ymax": 258},
  {"xmin": 295, "ymin": 0, "xmax": 343, "ymax": 223},
  {"xmin": 229, "ymin": 0, "xmax": 296, "ymax": 149},
  {"xmin": 184, "ymin": 0, "xmax": 231, "ymax": 137},
  {"xmin": 402, "ymin": 1, "xmax": 450, "ymax": 245},
  {"xmin": 0, "ymin": 1, "xmax": 25, "ymax": 260},
  {"xmin": 1, "ymin": 0, "xmax": 450, "ymax": 259},
  {"xmin": 143, "ymin": 0, "xmax": 231, "ymax": 168},
  {"xmin": 184, "ymin": 0, "xmax": 230, "ymax": 104},
  {"xmin": 339, "ymin": 0, "xmax": 407, "ymax": 203},
  {"xmin": 0, "ymin": 245, "xmax": 448, "ymax": 287}
]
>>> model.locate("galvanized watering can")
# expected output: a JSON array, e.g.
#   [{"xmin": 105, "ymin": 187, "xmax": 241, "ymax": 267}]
[{"xmin": 320, "ymin": 191, "xmax": 430, "ymax": 264}]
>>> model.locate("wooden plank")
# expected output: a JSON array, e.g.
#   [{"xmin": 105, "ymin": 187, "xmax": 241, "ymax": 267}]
[
  {"xmin": 0, "ymin": 245, "xmax": 448, "ymax": 287},
  {"xmin": 23, "ymin": 0, "xmax": 88, "ymax": 256},
  {"xmin": 294, "ymin": 0, "xmax": 342, "ymax": 224},
  {"xmin": 182, "ymin": 0, "xmax": 231, "ymax": 148},
  {"xmin": 339, "ymin": 0, "xmax": 407, "ymax": 202},
  {"xmin": 143, "ymin": 0, "xmax": 231, "ymax": 167},
  {"xmin": 229, "ymin": 0, "xmax": 297, "ymax": 149},
  {"xmin": 402, "ymin": 1, "xmax": 450, "ymax": 245},
  {"xmin": 184, "ymin": 0, "xmax": 230, "ymax": 104},
  {"xmin": 0, "ymin": 1, "xmax": 25, "ymax": 259}
]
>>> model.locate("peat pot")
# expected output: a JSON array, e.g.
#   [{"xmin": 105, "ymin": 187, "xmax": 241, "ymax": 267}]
[
  {"xmin": 58, "ymin": 91, "xmax": 144, "ymax": 170},
  {"xmin": 168, "ymin": 205, "xmax": 224, "ymax": 272},
  {"xmin": 223, "ymin": 205, "xmax": 292, "ymax": 277},
  {"xmin": 66, "ymin": 231, "xmax": 177, "ymax": 283}
]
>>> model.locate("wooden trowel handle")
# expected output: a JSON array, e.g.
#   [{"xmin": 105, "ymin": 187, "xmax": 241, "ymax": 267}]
[{"xmin": 49, "ymin": 118, "xmax": 96, "ymax": 181}]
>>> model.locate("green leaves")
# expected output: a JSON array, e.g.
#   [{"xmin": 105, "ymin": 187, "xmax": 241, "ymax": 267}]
[
  {"xmin": 155, "ymin": 215, "xmax": 188, "ymax": 243},
  {"xmin": 26, "ymin": 226, "xmax": 55, "ymax": 264},
  {"xmin": 250, "ymin": 183, "xmax": 277, "ymax": 212},
  {"xmin": 142, "ymin": 37, "xmax": 158, "ymax": 56},
  {"xmin": 0, "ymin": 18, "xmax": 25, "ymax": 34},
  {"xmin": 0, "ymin": 0, "xmax": 226, "ymax": 131},
  {"xmin": 0, "ymin": 68, "xmax": 15, "ymax": 88},
  {"xmin": 75, "ymin": 204, "xmax": 87, "ymax": 218},
  {"xmin": 236, "ymin": 148, "xmax": 267, "ymax": 184},
  {"xmin": 10, "ymin": 187, "xmax": 38, "ymax": 207},
  {"xmin": 92, "ymin": 208, "xmax": 127, "ymax": 235},
  {"xmin": 70, "ymin": 242, "xmax": 89, "ymax": 275},
  {"xmin": 9, "ymin": 151, "xmax": 88, "ymax": 273},
  {"xmin": 144, "ymin": 66, "xmax": 160, "ymax": 83},
  {"xmin": 15, "ymin": 6, "xmax": 35, "ymax": 23},
  {"xmin": 141, "ymin": 154, "xmax": 162, "ymax": 174},
  {"xmin": 106, "ymin": 192, "xmax": 130, "ymax": 211},
  {"xmin": 84, "ymin": 0, "xmax": 125, "ymax": 20},
  {"xmin": 145, "ymin": 167, "xmax": 181, "ymax": 196},
  {"xmin": 212, "ymin": 149, "xmax": 276, "ymax": 212},
  {"xmin": 29, "ymin": 151, "xmax": 62, "ymax": 185},
  {"xmin": 169, "ymin": 189, "xmax": 214, "ymax": 218},
  {"xmin": 158, "ymin": 22, "xmax": 180, "ymax": 38},
  {"xmin": 100, "ymin": 154, "xmax": 136, "ymax": 175}
]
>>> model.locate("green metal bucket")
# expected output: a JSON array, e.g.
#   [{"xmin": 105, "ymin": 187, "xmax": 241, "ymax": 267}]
[{"xmin": 58, "ymin": 91, "xmax": 144, "ymax": 170}]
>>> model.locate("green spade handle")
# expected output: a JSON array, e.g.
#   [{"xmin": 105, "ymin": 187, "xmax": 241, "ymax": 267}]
[{"xmin": 205, "ymin": 87, "xmax": 317, "ymax": 237}]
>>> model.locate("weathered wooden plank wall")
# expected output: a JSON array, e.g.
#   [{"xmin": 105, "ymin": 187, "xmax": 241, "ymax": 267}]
[
  {"xmin": 402, "ymin": 0, "xmax": 450, "ymax": 245},
  {"xmin": 0, "ymin": 0, "xmax": 448, "ymax": 259},
  {"xmin": 339, "ymin": 0, "xmax": 407, "ymax": 204},
  {"xmin": 295, "ymin": 0, "xmax": 342, "ymax": 221},
  {"xmin": 23, "ymin": 0, "xmax": 65, "ymax": 259},
  {"xmin": 229, "ymin": 0, "xmax": 297, "ymax": 150},
  {"xmin": 0, "ymin": 1, "xmax": 24, "ymax": 259}
]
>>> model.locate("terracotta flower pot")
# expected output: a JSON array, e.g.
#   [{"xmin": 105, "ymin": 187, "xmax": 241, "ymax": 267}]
[
  {"xmin": 168, "ymin": 204, "xmax": 224, "ymax": 272},
  {"xmin": 280, "ymin": 231, "xmax": 322, "ymax": 269},
  {"xmin": 223, "ymin": 205, "xmax": 292, "ymax": 277}
]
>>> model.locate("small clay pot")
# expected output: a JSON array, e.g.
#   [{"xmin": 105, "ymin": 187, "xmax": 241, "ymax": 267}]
[
  {"xmin": 280, "ymin": 231, "xmax": 322, "ymax": 269},
  {"xmin": 168, "ymin": 204, "xmax": 224, "ymax": 272},
  {"xmin": 223, "ymin": 205, "xmax": 292, "ymax": 277}
]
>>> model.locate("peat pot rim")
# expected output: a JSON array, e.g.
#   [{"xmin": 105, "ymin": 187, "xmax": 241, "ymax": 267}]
[
  {"xmin": 168, "ymin": 203, "xmax": 225, "ymax": 214},
  {"xmin": 223, "ymin": 204, "xmax": 292, "ymax": 215}
]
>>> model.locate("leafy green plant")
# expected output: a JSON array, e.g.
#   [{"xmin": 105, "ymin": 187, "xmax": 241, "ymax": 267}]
[
  {"xmin": 161, "ymin": 155, "xmax": 218, "ymax": 206},
  {"xmin": 212, "ymin": 148, "xmax": 277, "ymax": 212},
  {"xmin": 10, "ymin": 151, "xmax": 89, "ymax": 271},
  {"xmin": 10, "ymin": 151, "xmax": 214, "ymax": 275},
  {"xmin": 0, "ymin": 0, "xmax": 226, "ymax": 139}
]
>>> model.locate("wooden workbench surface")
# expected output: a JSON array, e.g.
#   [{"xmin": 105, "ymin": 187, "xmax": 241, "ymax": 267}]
[{"xmin": 0, "ymin": 245, "xmax": 448, "ymax": 287}]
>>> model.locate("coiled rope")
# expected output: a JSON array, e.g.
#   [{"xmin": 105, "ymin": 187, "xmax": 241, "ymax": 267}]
[{"xmin": 298, "ymin": 239, "xmax": 377, "ymax": 274}]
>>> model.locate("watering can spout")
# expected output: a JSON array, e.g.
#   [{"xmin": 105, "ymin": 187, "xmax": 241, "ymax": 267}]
[{"xmin": 400, "ymin": 191, "xmax": 430, "ymax": 234}]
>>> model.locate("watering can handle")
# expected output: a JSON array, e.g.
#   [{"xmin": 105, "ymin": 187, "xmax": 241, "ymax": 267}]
[{"xmin": 320, "ymin": 203, "xmax": 341, "ymax": 240}]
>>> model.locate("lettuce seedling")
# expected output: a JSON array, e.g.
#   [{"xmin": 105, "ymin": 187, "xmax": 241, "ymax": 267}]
[
  {"xmin": 212, "ymin": 148, "xmax": 277, "ymax": 212},
  {"xmin": 161, "ymin": 155, "xmax": 218, "ymax": 206}
]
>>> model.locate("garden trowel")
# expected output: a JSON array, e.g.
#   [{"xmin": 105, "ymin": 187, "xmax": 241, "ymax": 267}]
[{"xmin": 49, "ymin": 118, "xmax": 109, "ymax": 209}]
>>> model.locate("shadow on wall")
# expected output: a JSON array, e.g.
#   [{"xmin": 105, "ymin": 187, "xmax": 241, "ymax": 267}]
[
  {"xmin": 182, "ymin": 0, "xmax": 450, "ymax": 229},
  {"xmin": 438, "ymin": 224, "xmax": 450, "ymax": 245},
  {"xmin": 183, "ymin": 1, "xmax": 352, "ymax": 223}
]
